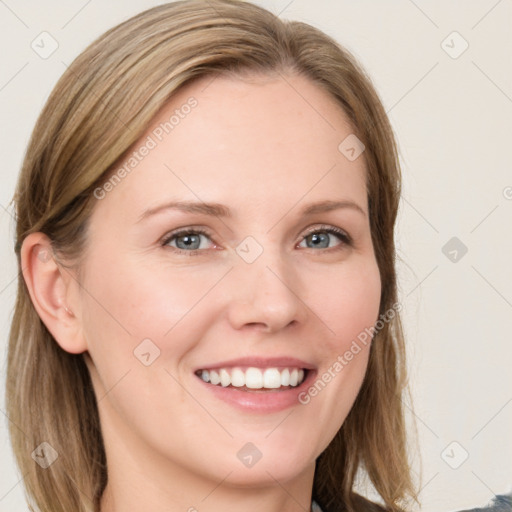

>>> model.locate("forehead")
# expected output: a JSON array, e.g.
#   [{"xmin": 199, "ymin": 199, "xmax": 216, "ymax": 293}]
[{"xmin": 93, "ymin": 72, "xmax": 367, "ymax": 221}]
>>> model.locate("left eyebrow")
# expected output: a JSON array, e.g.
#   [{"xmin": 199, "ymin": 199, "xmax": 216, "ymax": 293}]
[
  {"xmin": 299, "ymin": 199, "xmax": 367, "ymax": 217},
  {"xmin": 136, "ymin": 198, "xmax": 367, "ymax": 224}
]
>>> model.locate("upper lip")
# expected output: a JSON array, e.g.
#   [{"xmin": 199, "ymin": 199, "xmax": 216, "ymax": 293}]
[{"xmin": 194, "ymin": 356, "xmax": 316, "ymax": 372}]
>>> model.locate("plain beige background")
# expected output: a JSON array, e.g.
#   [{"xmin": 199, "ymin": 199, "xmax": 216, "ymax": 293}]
[{"xmin": 1, "ymin": 1, "xmax": 511, "ymax": 511}]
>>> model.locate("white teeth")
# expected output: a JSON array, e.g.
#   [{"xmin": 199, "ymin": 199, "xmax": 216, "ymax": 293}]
[
  {"xmin": 263, "ymin": 368, "xmax": 281, "ymax": 389},
  {"xmin": 220, "ymin": 369, "xmax": 230, "ymax": 387},
  {"xmin": 198, "ymin": 366, "xmax": 307, "ymax": 389},
  {"xmin": 245, "ymin": 368, "xmax": 263, "ymax": 389},
  {"xmin": 210, "ymin": 370, "xmax": 220, "ymax": 385},
  {"xmin": 231, "ymin": 368, "xmax": 245, "ymax": 387}
]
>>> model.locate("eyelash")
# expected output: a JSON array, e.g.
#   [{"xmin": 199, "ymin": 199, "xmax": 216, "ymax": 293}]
[{"xmin": 160, "ymin": 225, "xmax": 352, "ymax": 257}]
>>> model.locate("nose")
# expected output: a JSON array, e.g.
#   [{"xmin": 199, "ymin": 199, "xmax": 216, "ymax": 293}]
[{"xmin": 226, "ymin": 248, "xmax": 307, "ymax": 334}]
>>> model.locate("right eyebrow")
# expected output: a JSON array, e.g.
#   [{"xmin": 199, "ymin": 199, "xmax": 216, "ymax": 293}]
[{"xmin": 136, "ymin": 201, "xmax": 232, "ymax": 223}]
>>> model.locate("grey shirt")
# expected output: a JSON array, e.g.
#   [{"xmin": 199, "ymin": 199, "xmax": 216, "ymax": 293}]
[{"xmin": 311, "ymin": 491, "xmax": 512, "ymax": 511}]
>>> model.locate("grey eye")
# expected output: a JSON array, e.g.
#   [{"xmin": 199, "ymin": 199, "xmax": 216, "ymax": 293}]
[
  {"xmin": 305, "ymin": 232, "xmax": 331, "ymax": 249},
  {"xmin": 175, "ymin": 233, "xmax": 203, "ymax": 250}
]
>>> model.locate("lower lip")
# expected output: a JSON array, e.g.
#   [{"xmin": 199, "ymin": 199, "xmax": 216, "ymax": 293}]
[{"xmin": 196, "ymin": 371, "xmax": 316, "ymax": 413}]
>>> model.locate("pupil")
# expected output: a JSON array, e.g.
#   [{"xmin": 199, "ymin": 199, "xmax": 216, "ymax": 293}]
[
  {"xmin": 179, "ymin": 234, "xmax": 199, "ymax": 249},
  {"xmin": 310, "ymin": 233, "xmax": 328, "ymax": 248}
]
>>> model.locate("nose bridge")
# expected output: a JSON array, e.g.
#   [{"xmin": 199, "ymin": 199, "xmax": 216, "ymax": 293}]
[{"xmin": 226, "ymin": 237, "xmax": 304, "ymax": 331}]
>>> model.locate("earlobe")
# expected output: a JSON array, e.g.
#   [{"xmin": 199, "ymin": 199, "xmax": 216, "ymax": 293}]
[{"xmin": 20, "ymin": 232, "xmax": 87, "ymax": 354}]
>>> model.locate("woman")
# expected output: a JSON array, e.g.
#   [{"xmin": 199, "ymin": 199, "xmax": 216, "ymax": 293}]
[{"xmin": 7, "ymin": 1, "xmax": 418, "ymax": 511}]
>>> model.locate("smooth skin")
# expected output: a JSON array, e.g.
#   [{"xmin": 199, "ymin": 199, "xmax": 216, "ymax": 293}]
[{"xmin": 21, "ymin": 72, "xmax": 381, "ymax": 512}]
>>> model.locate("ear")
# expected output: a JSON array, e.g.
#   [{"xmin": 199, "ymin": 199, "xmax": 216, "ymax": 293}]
[{"xmin": 20, "ymin": 232, "xmax": 87, "ymax": 354}]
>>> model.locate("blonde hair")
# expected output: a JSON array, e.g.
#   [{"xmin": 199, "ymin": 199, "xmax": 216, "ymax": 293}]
[{"xmin": 7, "ymin": 1, "xmax": 418, "ymax": 511}]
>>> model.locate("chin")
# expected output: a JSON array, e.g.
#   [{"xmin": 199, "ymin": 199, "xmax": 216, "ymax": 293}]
[
  {"xmin": 207, "ymin": 434, "xmax": 317, "ymax": 487},
  {"xmin": 220, "ymin": 457, "xmax": 314, "ymax": 489}
]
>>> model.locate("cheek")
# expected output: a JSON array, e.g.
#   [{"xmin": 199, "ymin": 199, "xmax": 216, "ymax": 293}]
[
  {"xmin": 79, "ymin": 253, "xmax": 233, "ymax": 405},
  {"xmin": 81, "ymin": 254, "xmax": 217, "ymax": 347},
  {"xmin": 315, "ymin": 256, "xmax": 382, "ymax": 355},
  {"xmin": 299, "ymin": 257, "xmax": 381, "ymax": 438}
]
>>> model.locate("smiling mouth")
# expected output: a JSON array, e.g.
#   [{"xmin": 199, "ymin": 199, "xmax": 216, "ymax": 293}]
[{"xmin": 195, "ymin": 367, "xmax": 308, "ymax": 391}]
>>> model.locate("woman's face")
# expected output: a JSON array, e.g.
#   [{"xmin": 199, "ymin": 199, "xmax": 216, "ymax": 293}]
[{"xmin": 78, "ymin": 73, "xmax": 381, "ymax": 489}]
